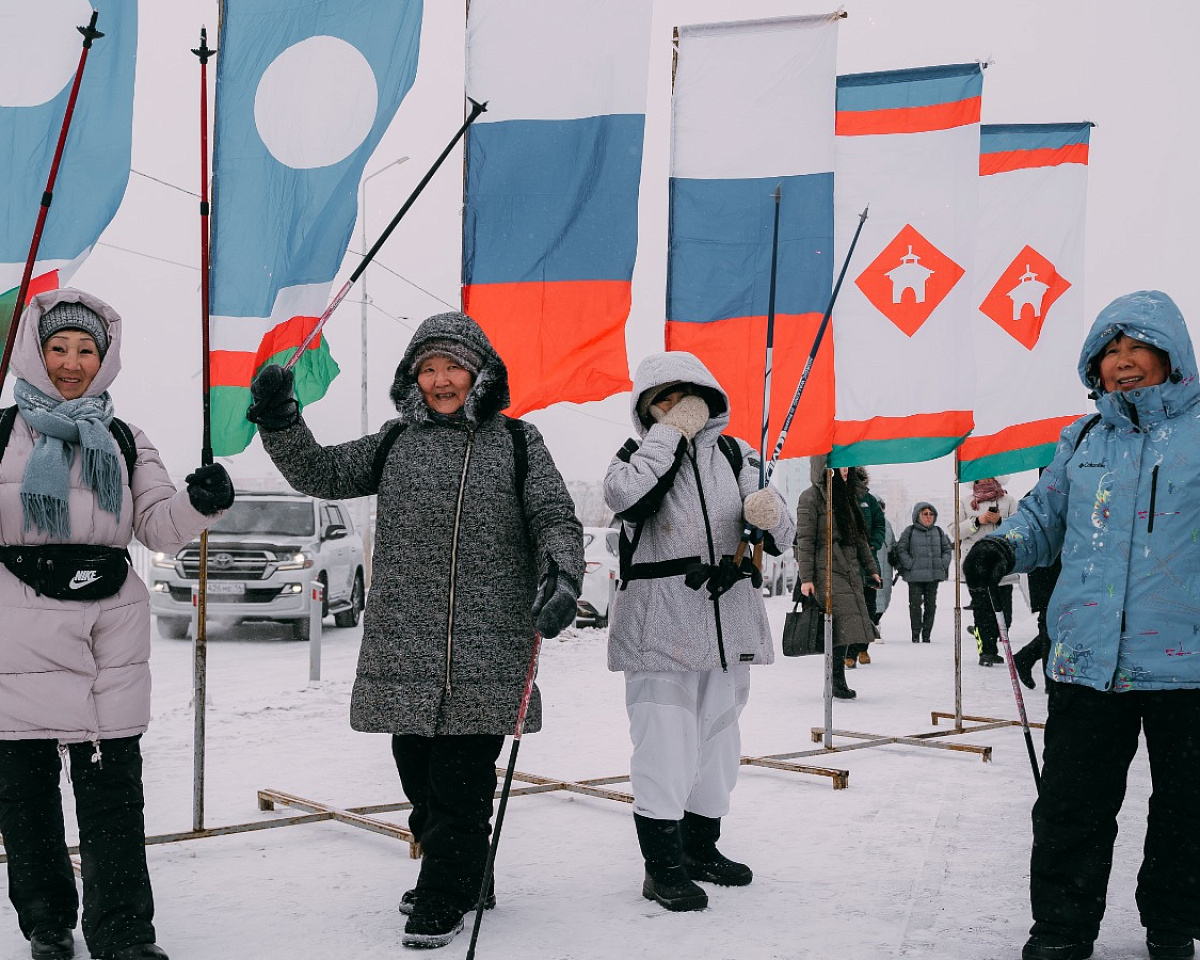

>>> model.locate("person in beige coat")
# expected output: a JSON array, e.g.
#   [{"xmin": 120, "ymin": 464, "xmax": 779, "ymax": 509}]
[{"xmin": 0, "ymin": 290, "xmax": 232, "ymax": 960}]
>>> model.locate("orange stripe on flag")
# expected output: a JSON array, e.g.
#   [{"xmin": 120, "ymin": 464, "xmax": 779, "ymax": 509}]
[
  {"xmin": 979, "ymin": 143, "xmax": 1089, "ymax": 176},
  {"xmin": 958, "ymin": 414, "xmax": 1083, "ymax": 461},
  {"xmin": 836, "ymin": 97, "xmax": 981, "ymax": 136},
  {"xmin": 833, "ymin": 410, "xmax": 974, "ymax": 446},
  {"xmin": 209, "ymin": 315, "xmax": 322, "ymax": 388},
  {"xmin": 665, "ymin": 314, "xmax": 834, "ymax": 459},
  {"xmin": 464, "ymin": 280, "xmax": 632, "ymax": 417}
]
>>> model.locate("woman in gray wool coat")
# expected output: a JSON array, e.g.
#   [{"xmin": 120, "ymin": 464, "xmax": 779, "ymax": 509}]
[
  {"xmin": 605, "ymin": 351, "xmax": 793, "ymax": 914},
  {"xmin": 245, "ymin": 312, "xmax": 583, "ymax": 950}
]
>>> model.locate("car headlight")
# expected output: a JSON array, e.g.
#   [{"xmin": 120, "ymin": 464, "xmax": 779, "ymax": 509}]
[
  {"xmin": 584, "ymin": 561, "xmax": 601, "ymax": 574},
  {"xmin": 275, "ymin": 551, "xmax": 314, "ymax": 571},
  {"xmin": 152, "ymin": 551, "xmax": 177, "ymax": 569}
]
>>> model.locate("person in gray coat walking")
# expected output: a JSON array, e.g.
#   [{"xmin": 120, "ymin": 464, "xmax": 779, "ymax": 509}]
[
  {"xmin": 246, "ymin": 312, "xmax": 583, "ymax": 949},
  {"xmin": 605, "ymin": 351, "xmax": 793, "ymax": 914},
  {"xmin": 895, "ymin": 502, "xmax": 952, "ymax": 643}
]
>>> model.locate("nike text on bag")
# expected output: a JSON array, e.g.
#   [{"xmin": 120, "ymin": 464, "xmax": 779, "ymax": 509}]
[{"xmin": 0, "ymin": 545, "xmax": 130, "ymax": 601}]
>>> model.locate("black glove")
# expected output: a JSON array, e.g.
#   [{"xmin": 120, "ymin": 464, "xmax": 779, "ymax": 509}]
[
  {"xmin": 246, "ymin": 364, "xmax": 299, "ymax": 431},
  {"xmin": 532, "ymin": 564, "xmax": 579, "ymax": 640},
  {"xmin": 963, "ymin": 537, "xmax": 1015, "ymax": 590},
  {"xmin": 186, "ymin": 464, "xmax": 235, "ymax": 516}
]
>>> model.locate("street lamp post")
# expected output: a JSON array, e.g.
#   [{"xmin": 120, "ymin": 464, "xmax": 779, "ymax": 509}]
[{"xmin": 359, "ymin": 156, "xmax": 408, "ymax": 587}]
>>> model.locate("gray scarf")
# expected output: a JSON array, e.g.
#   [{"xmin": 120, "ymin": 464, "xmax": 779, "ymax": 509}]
[{"xmin": 13, "ymin": 378, "xmax": 122, "ymax": 537}]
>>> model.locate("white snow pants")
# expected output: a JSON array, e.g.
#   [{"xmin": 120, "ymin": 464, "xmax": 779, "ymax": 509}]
[{"xmin": 624, "ymin": 665, "xmax": 750, "ymax": 821}]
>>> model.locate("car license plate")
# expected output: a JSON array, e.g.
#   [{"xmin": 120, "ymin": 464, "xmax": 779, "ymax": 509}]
[{"xmin": 206, "ymin": 582, "xmax": 243, "ymax": 595}]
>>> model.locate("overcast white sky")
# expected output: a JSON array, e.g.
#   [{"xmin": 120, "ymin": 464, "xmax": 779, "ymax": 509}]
[{"xmin": 48, "ymin": 0, "xmax": 1200, "ymax": 511}]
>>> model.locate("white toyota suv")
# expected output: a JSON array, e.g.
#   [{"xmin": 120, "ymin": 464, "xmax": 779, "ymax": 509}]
[{"xmin": 149, "ymin": 491, "xmax": 365, "ymax": 640}]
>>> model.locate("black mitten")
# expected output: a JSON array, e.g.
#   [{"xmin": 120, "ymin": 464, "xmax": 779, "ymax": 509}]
[
  {"xmin": 186, "ymin": 464, "xmax": 235, "ymax": 516},
  {"xmin": 246, "ymin": 364, "xmax": 299, "ymax": 431},
  {"xmin": 532, "ymin": 563, "xmax": 579, "ymax": 639},
  {"xmin": 963, "ymin": 537, "xmax": 1016, "ymax": 590}
]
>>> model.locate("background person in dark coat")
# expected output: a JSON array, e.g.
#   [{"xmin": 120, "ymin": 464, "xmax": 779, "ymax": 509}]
[
  {"xmin": 848, "ymin": 467, "xmax": 886, "ymax": 663},
  {"xmin": 895, "ymin": 502, "xmax": 952, "ymax": 643},
  {"xmin": 795, "ymin": 456, "xmax": 881, "ymax": 699},
  {"xmin": 246, "ymin": 312, "xmax": 583, "ymax": 950}
]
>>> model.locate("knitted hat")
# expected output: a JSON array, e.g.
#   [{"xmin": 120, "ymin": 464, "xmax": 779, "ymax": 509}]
[
  {"xmin": 39, "ymin": 301, "xmax": 109, "ymax": 358},
  {"xmin": 409, "ymin": 338, "xmax": 482, "ymax": 377}
]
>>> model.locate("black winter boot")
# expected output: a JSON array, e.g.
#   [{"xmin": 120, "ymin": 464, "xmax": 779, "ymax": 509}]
[
  {"xmin": 681, "ymin": 812, "xmax": 752, "ymax": 886},
  {"xmin": 1146, "ymin": 930, "xmax": 1196, "ymax": 959},
  {"xmin": 831, "ymin": 647, "xmax": 856, "ymax": 699},
  {"xmin": 633, "ymin": 813, "xmax": 707, "ymax": 912},
  {"xmin": 29, "ymin": 928, "xmax": 73, "ymax": 960}
]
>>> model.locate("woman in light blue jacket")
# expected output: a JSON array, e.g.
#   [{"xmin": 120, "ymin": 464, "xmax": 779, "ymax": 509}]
[{"xmin": 965, "ymin": 290, "xmax": 1200, "ymax": 960}]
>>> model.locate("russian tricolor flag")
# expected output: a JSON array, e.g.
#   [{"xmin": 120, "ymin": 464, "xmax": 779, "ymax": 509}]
[
  {"xmin": 959, "ymin": 122, "xmax": 1093, "ymax": 480},
  {"xmin": 666, "ymin": 14, "xmax": 840, "ymax": 458},
  {"xmin": 463, "ymin": 0, "xmax": 652, "ymax": 417},
  {"xmin": 830, "ymin": 63, "xmax": 984, "ymax": 467}
]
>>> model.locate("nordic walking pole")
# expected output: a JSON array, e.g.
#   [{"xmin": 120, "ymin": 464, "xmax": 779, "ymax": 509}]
[
  {"xmin": 990, "ymin": 586, "xmax": 1041, "ymax": 791},
  {"xmin": 763, "ymin": 206, "xmax": 869, "ymax": 487},
  {"xmin": 190, "ymin": 25, "xmax": 216, "ymax": 834},
  {"xmin": 0, "ymin": 10, "xmax": 104, "ymax": 395},
  {"xmin": 282, "ymin": 98, "xmax": 488, "ymax": 372},
  {"xmin": 465, "ymin": 559, "xmax": 555, "ymax": 960}
]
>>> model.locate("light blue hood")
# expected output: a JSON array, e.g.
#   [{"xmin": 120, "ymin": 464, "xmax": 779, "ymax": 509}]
[{"xmin": 1078, "ymin": 290, "xmax": 1200, "ymax": 427}]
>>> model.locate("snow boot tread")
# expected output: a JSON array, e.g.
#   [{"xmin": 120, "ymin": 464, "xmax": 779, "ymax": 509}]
[{"xmin": 1147, "ymin": 930, "xmax": 1196, "ymax": 959}]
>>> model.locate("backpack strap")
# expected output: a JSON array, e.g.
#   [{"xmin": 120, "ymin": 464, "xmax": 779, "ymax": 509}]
[
  {"xmin": 716, "ymin": 434, "xmax": 743, "ymax": 479},
  {"xmin": 109, "ymin": 416, "xmax": 137, "ymax": 481},
  {"xmin": 1072, "ymin": 413, "xmax": 1102, "ymax": 453},
  {"xmin": 370, "ymin": 417, "xmax": 530, "ymax": 517},
  {"xmin": 370, "ymin": 421, "xmax": 407, "ymax": 489},
  {"xmin": 0, "ymin": 406, "xmax": 137, "ymax": 482}
]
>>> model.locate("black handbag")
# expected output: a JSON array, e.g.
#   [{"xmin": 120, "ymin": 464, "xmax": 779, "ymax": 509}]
[{"xmin": 782, "ymin": 594, "xmax": 825, "ymax": 657}]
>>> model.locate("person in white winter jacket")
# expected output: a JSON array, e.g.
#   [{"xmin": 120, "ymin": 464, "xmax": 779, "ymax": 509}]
[
  {"xmin": 604, "ymin": 351, "xmax": 794, "ymax": 913},
  {"xmin": 0, "ymin": 290, "xmax": 232, "ymax": 960},
  {"xmin": 956, "ymin": 476, "xmax": 1017, "ymax": 666}
]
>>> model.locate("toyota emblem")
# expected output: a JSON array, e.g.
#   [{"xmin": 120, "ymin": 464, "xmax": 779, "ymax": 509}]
[{"xmin": 212, "ymin": 553, "xmax": 234, "ymax": 569}]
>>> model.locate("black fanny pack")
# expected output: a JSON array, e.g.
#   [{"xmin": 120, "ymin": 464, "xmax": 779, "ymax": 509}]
[{"xmin": 0, "ymin": 544, "xmax": 131, "ymax": 601}]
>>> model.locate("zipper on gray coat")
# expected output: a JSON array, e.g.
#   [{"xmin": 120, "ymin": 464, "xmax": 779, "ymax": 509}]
[
  {"xmin": 688, "ymin": 448, "xmax": 728, "ymax": 672},
  {"xmin": 445, "ymin": 428, "xmax": 475, "ymax": 695}
]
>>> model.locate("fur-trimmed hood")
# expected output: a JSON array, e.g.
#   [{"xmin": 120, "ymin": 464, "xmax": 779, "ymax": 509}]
[{"xmin": 390, "ymin": 312, "xmax": 508, "ymax": 426}]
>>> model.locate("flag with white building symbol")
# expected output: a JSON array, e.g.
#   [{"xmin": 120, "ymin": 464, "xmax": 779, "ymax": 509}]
[
  {"xmin": 829, "ymin": 63, "xmax": 983, "ymax": 467},
  {"xmin": 958, "ymin": 122, "xmax": 1093, "ymax": 480},
  {"xmin": 208, "ymin": 0, "xmax": 422, "ymax": 456}
]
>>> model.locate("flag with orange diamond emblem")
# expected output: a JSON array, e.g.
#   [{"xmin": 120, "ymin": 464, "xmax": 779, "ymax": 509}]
[
  {"xmin": 830, "ymin": 64, "xmax": 984, "ymax": 467},
  {"xmin": 958, "ymin": 122, "xmax": 1093, "ymax": 481}
]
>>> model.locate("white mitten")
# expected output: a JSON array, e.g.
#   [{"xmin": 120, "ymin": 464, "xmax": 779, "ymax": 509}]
[
  {"xmin": 743, "ymin": 487, "xmax": 784, "ymax": 530},
  {"xmin": 652, "ymin": 393, "xmax": 709, "ymax": 440}
]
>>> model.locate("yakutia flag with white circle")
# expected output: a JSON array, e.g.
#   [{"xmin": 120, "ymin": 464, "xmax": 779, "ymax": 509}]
[
  {"xmin": 0, "ymin": 0, "xmax": 135, "ymax": 337},
  {"xmin": 210, "ymin": 0, "xmax": 422, "ymax": 456}
]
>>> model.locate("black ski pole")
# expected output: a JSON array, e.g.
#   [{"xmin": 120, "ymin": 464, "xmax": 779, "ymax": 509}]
[
  {"xmin": 763, "ymin": 205, "xmax": 868, "ymax": 485},
  {"xmin": 464, "ymin": 559, "xmax": 554, "ymax": 960},
  {"xmin": 282, "ymin": 98, "xmax": 488, "ymax": 371},
  {"xmin": 991, "ymin": 586, "xmax": 1042, "ymax": 791}
]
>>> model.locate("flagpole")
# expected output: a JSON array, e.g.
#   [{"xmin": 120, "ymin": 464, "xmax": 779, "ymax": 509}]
[
  {"xmin": 0, "ymin": 10, "xmax": 104, "ymax": 395},
  {"xmin": 752, "ymin": 184, "xmax": 783, "ymax": 572},
  {"xmin": 190, "ymin": 25, "xmax": 217, "ymax": 834},
  {"xmin": 282, "ymin": 99, "xmax": 488, "ymax": 372}
]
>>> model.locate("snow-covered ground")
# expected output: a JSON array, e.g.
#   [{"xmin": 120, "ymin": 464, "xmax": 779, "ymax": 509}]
[{"xmin": 2, "ymin": 586, "xmax": 1158, "ymax": 960}]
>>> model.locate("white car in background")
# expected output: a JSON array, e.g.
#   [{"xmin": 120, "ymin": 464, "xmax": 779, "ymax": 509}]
[
  {"xmin": 577, "ymin": 527, "xmax": 618, "ymax": 627},
  {"xmin": 761, "ymin": 546, "xmax": 799, "ymax": 597}
]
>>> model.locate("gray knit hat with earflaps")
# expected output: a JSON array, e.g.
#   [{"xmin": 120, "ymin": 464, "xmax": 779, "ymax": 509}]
[{"xmin": 38, "ymin": 301, "xmax": 110, "ymax": 358}]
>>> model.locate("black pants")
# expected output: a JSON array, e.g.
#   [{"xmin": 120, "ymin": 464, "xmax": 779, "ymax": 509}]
[
  {"xmin": 968, "ymin": 584, "xmax": 1013, "ymax": 656},
  {"xmin": 392, "ymin": 734, "xmax": 505, "ymax": 913},
  {"xmin": 907, "ymin": 582, "xmax": 938, "ymax": 641},
  {"xmin": 1030, "ymin": 683, "xmax": 1200, "ymax": 942},
  {"xmin": 0, "ymin": 737, "xmax": 154, "ymax": 955}
]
